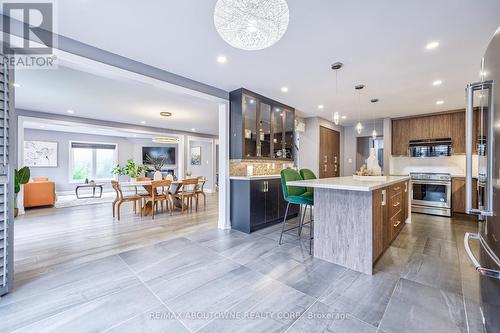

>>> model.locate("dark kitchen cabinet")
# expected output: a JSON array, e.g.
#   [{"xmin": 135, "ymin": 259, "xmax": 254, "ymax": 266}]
[
  {"xmin": 230, "ymin": 177, "xmax": 299, "ymax": 233},
  {"xmin": 391, "ymin": 109, "xmax": 481, "ymax": 156},
  {"xmin": 230, "ymin": 88, "xmax": 295, "ymax": 161}
]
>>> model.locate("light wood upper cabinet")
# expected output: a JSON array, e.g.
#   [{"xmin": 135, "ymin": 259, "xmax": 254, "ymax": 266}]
[{"xmin": 391, "ymin": 110, "xmax": 474, "ymax": 156}]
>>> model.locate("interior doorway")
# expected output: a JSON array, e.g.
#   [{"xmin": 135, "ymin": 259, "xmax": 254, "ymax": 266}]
[{"xmin": 319, "ymin": 126, "xmax": 340, "ymax": 178}]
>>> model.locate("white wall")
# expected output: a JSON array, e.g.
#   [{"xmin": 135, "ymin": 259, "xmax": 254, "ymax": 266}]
[
  {"xmin": 24, "ymin": 129, "xmax": 133, "ymax": 192},
  {"xmin": 343, "ymin": 120, "xmax": 384, "ymax": 176},
  {"xmin": 297, "ymin": 117, "xmax": 344, "ymax": 177},
  {"xmin": 187, "ymin": 139, "xmax": 215, "ymax": 192},
  {"xmin": 390, "ymin": 155, "xmax": 478, "ymax": 177}
]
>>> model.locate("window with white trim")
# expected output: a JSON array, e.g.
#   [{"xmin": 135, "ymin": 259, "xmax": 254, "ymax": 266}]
[{"xmin": 69, "ymin": 141, "xmax": 117, "ymax": 182}]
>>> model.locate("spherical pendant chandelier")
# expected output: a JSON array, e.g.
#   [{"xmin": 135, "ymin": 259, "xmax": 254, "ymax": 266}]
[{"xmin": 214, "ymin": 0, "xmax": 290, "ymax": 51}]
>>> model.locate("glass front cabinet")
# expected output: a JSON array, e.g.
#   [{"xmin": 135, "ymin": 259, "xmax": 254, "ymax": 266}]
[{"xmin": 230, "ymin": 88, "xmax": 295, "ymax": 161}]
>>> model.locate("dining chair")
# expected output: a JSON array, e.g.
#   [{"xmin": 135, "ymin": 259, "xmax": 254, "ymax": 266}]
[
  {"xmin": 175, "ymin": 178, "xmax": 199, "ymax": 213},
  {"xmin": 195, "ymin": 176, "xmax": 207, "ymax": 209},
  {"xmin": 279, "ymin": 169, "xmax": 314, "ymax": 254},
  {"xmin": 135, "ymin": 177, "xmax": 151, "ymax": 200},
  {"xmin": 143, "ymin": 180, "xmax": 173, "ymax": 219},
  {"xmin": 111, "ymin": 180, "xmax": 142, "ymax": 221}
]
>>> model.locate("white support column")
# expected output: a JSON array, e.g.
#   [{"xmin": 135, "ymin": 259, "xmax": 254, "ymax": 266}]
[
  {"xmin": 178, "ymin": 135, "xmax": 185, "ymax": 179},
  {"xmin": 218, "ymin": 102, "xmax": 230, "ymax": 229}
]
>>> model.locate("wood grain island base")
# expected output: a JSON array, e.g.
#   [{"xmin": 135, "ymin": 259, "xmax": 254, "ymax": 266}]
[{"xmin": 287, "ymin": 176, "xmax": 410, "ymax": 275}]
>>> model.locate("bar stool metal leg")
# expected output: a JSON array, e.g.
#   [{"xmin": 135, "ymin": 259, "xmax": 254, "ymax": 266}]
[
  {"xmin": 298, "ymin": 205, "xmax": 307, "ymax": 236},
  {"xmin": 279, "ymin": 202, "xmax": 290, "ymax": 245}
]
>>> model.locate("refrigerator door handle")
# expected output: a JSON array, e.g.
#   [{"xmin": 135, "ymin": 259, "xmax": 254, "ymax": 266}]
[
  {"xmin": 465, "ymin": 80, "xmax": 495, "ymax": 216},
  {"xmin": 464, "ymin": 233, "xmax": 500, "ymax": 280}
]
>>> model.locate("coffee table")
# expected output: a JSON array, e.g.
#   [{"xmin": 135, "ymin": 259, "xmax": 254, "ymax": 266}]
[{"xmin": 75, "ymin": 183, "xmax": 104, "ymax": 199}]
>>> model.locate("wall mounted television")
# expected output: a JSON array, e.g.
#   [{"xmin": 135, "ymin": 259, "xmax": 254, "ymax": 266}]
[{"xmin": 142, "ymin": 147, "xmax": 176, "ymax": 166}]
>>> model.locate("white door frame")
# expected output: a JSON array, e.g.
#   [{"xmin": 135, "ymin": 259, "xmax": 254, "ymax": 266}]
[{"xmin": 218, "ymin": 102, "xmax": 230, "ymax": 229}]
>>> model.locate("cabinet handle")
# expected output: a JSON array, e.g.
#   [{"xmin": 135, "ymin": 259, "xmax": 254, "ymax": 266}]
[
  {"xmin": 393, "ymin": 220, "xmax": 401, "ymax": 228},
  {"xmin": 324, "ymin": 155, "xmax": 328, "ymax": 163},
  {"xmin": 381, "ymin": 190, "xmax": 386, "ymax": 206},
  {"xmin": 404, "ymin": 182, "xmax": 408, "ymax": 193},
  {"xmin": 334, "ymin": 156, "xmax": 338, "ymax": 163},
  {"xmin": 393, "ymin": 201, "xmax": 400, "ymax": 207},
  {"xmin": 324, "ymin": 165, "xmax": 327, "ymax": 172},
  {"xmin": 334, "ymin": 164, "xmax": 338, "ymax": 172},
  {"xmin": 265, "ymin": 181, "xmax": 268, "ymax": 192},
  {"xmin": 394, "ymin": 186, "xmax": 401, "ymax": 191}
]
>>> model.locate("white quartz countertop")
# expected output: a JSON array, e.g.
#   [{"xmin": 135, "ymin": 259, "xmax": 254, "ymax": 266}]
[
  {"xmin": 287, "ymin": 176, "xmax": 410, "ymax": 192},
  {"xmin": 230, "ymin": 175, "xmax": 281, "ymax": 180}
]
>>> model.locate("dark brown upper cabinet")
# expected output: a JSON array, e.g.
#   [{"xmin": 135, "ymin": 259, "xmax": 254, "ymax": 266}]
[
  {"xmin": 391, "ymin": 109, "xmax": 481, "ymax": 156},
  {"xmin": 230, "ymin": 88, "xmax": 295, "ymax": 161}
]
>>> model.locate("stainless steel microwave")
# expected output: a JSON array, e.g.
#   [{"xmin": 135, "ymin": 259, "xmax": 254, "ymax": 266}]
[{"xmin": 407, "ymin": 138, "xmax": 452, "ymax": 157}]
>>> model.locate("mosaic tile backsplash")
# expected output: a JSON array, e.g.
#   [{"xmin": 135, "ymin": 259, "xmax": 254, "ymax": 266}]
[{"xmin": 230, "ymin": 160, "xmax": 295, "ymax": 176}]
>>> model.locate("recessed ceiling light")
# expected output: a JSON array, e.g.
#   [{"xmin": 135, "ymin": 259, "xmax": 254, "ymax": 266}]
[
  {"xmin": 67, "ymin": 109, "xmax": 74, "ymax": 114},
  {"xmin": 191, "ymin": 128, "xmax": 196, "ymax": 132},
  {"xmin": 281, "ymin": 86, "xmax": 288, "ymax": 93},
  {"xmin": 425, "ymin": 41, "xmax": 440, "ymax": 50},
  {"xmin": 160, "ymin": 111, "xmax": 172, "ymax": 117},
  {"xmin": 436, "ymin": 100, "xmax": 444, "ymax": 105},
  {"xmin": 217, "ymin": 55, "xmax": 227, "ymax": 64},
  {"xmin": 39, "ymin": 125, "xmax": 45, "ymax": 128},
  {"xmin": 140, "ymin": 121, "xmax": 146, "ymax": 124},
  {"xmin": 13, "ymin": 83, "xmax": 20, "ymax": 88},
  {"xmin": 432, "ymin": 80, "xmax": 442, "ymax": 86},
  {"xmin": 133, "ymin": 134, "xmax": 137, "ymax": 137},
  {"xmin": 318, "ymin": 105, "xmax": 324, "ymax": 110},
  {"xmin": 341, "ymin": 115, "xmax": 347, "ymax": 119},
  {"xmin": 249, "ymin": 99, "xmax": 255, "ymax": 104}
]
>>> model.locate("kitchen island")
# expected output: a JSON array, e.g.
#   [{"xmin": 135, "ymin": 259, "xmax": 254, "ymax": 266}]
[{"xmin": 287, "ymin": 176, "xmax": 410, "ymax": 274}]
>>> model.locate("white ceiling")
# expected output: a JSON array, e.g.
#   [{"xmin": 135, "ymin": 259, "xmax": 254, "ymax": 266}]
[
  {"xmin": 15, "ymin": 65, "xmax": 221, "ymax": 135},
  {"xmin": 47, "ymin": 0, "xmax": 500, "ymax": 123}
]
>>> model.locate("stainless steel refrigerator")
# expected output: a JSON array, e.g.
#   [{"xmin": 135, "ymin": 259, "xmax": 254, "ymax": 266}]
[{"xmin": 464, "ymin": 26, "xmax": 500, "ymax": 333}]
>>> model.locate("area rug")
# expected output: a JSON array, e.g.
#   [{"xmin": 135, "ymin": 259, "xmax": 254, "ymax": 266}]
[{"xmin": 55, "ymin": 192, "xmax": 116, "ymax": 208}]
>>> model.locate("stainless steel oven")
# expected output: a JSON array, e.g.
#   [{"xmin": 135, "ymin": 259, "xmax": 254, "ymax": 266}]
[{"xmin": 410, "ymin": 172, "xmax": 451, "ymax": 217}]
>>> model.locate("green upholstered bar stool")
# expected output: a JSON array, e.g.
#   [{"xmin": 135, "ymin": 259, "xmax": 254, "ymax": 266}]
[
  {"xmin": 299, "ymin": 168, "xmax": 316, "ymax": 236},
  {"xmin": 279, "ymin": 169, "xmax": 314, "ymax": 254}
]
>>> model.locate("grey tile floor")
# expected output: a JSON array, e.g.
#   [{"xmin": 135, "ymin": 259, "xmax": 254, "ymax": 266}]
[{"xmin": 0, "ymin": 213, "xmax": 484, "ymax": 332}]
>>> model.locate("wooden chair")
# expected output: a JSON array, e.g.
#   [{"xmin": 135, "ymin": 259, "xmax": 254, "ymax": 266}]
[
  {"xmin": 134, "ymin": 177, "xmax": 151, "ymax": 202},
  {"xmin": 195, "ymin": 176, "xmax": 207, "ymax": 209},
  {"xmin": 174, "ymin": 178, "xmax": 199, "ymax": 213},
  {"xmin": 111, "ymin": 180, "xmax": 142, "ymax": 221},
  {"xmin": 143, "ymin": 180, "xmax": 173, "ymax": 219}
]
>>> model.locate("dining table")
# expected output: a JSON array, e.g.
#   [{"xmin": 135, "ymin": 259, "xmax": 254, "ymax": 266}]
[{"xmin": 119, "ymin": 180, "xmax": 185, "ymax": 216}]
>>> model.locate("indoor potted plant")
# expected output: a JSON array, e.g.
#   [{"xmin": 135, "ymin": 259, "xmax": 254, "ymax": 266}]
[
  {"xmin": 112, "ymin": 159, "xmax": 146, "ymax": 182},
  {"xmin": 14, "ymin": 166, "xmax": 30, "ymax": 217},
  {"xmin": 145, "ymin": 154, "xmax": 166, "ymax": 181}
]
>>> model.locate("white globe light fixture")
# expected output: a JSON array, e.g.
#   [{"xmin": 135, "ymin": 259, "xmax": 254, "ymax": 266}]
[{"xmin": 214, "ymin": 0, "xmax": 290, "ymax": 51}]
